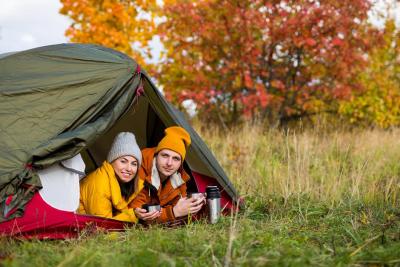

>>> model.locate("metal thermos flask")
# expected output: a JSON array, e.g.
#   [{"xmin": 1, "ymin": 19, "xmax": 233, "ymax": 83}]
[{"xmin": 206, "ymin": 186, "xmax": 221, "ymax": 224}]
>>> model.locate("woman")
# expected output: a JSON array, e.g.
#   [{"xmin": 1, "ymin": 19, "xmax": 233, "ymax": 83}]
[{"xmin": 78, "ymin": 132, "xmax": 159, "ymax": 223}]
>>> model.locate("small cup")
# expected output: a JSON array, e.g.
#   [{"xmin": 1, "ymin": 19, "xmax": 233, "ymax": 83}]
[
  {"xmin": 143, "ymin": 204, "xmax": 161, "ymax": 212},
  {"xmin": 188, "ymin": 192, "xmax": 204, "ymax": 200}
]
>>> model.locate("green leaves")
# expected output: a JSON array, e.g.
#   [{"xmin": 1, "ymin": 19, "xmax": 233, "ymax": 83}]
[{"xmin": 339, "ymin": 19, "xmax": 400, "ymax": 128}]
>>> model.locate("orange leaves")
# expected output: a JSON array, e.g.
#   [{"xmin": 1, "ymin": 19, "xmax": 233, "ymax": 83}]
[
  {"xmin": 305, "ymin": 38, "xmax": 317, "ymax": 47},
  {"xmin": 258, "ymin": 89, "xmax": 271, "ymax": 109},
  {"xmin": 331, "ymin": 37, "xmax": 343, "ymax": 47},
  {"xmin": 60, "ymin": 0, "xmax": 390, "ymax": 126},
  {"xmin": 60, "ymin": 0, "xmax": 157, "ymax": 67},
  {"xmin": 244, "ymin": 72, "xmax": 253, "ymax": 88},
  {"xmin": 155, "ymin": 0, "xmax": 378, "ymax": 125},
  {"xmin": 271, "ymin": 80, "xmax": 285, "ymax": 90}
]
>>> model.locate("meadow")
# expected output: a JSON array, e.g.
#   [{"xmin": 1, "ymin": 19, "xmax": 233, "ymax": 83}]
[{"xmin": 1, "ymin": 123, "xmax": 399, "ymax": 267}]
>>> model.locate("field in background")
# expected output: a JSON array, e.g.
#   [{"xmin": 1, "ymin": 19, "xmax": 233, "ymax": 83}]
[
  {"xmin": 1, "ymin": 123, "xmax": 399, "ymax": 266},
  {"xmin": 198, "ymin": 122, "xmax": 400, "ymax": 205}
]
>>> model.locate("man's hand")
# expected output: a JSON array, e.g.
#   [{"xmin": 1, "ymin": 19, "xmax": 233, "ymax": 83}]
[
  {"xmin": 134, "ymin": 208, "xmax": 161, "ymax": 221},
  {"xmin": 173, "ymin": 196, "xmax": 205, "ymax": 218}
]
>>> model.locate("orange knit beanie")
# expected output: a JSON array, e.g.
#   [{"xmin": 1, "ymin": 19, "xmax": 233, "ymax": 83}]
[{"xmin": 155, "ymin": 126, "xmax": 191, "ymax": 160}]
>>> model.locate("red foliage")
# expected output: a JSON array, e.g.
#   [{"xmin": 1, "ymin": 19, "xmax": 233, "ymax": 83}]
[{"xmin": 157, "ymin": 0, "xmax": 377, "ymax": 124}]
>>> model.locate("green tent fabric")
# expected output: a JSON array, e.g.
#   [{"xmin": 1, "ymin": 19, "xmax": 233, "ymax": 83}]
[
  {"xmin": 0, "ymin": 44, "xmax": 239, "ymax": 216},
  {"xmin": 1, "ymin": 44, "xmax": 140, "ymax": 188}
]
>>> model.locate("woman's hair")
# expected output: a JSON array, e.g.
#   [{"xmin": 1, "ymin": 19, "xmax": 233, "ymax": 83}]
[{"xmin": 119, "ymin": 172, "xmax": 139, "ymax": 200}]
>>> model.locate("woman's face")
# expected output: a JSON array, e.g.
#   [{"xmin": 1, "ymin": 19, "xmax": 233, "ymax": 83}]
[{"xmin": 111, "ymin": 155, "xmax": 138, "ymax": 183}]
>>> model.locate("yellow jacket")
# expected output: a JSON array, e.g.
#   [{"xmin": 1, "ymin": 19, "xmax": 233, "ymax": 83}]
[{"xmin": 78, "ymin": 161, "xmax": 144, "ymax": 223}]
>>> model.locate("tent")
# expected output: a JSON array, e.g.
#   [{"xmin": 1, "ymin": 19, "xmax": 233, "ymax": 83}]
[{"xmin": 0, "ymin": 44, "xmax": 239, "ymax": 238}]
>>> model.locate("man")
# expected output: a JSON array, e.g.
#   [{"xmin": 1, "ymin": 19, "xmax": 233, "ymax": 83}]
[{"xmin": 130, "ymin": 126, "xmax": 205, "ymax": 223}]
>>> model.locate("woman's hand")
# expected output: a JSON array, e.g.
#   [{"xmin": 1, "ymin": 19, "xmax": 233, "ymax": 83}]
[
  {"xmin": 173, "ymin": 196, "xmax": 205, "ymax": 218},
  {"xmin": 134, "ymin": 208, "xmax": 161, "ymax": 221}
]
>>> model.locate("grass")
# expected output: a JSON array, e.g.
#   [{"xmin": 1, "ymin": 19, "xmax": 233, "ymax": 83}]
[
  {"xmin": 200, "ymin": 123, "xmax": 400, "ymax": 205},
  {"xmin": 1, "ymin": 123, "xmax": 400, "ymax": 266}
]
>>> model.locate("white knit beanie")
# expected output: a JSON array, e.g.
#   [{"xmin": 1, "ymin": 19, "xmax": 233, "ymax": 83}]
[{"xmin": 107, "ymin": 132, "xmax": 142, "ymax": 166}]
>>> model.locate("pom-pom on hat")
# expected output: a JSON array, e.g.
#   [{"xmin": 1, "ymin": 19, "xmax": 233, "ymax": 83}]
[
  {"xmin": 107, "ymin": 132, "xmax": 142, "ymax": 165},
  {"xmin": 155, "ymin": 126, "xmax": 191, "ymax": 160}
]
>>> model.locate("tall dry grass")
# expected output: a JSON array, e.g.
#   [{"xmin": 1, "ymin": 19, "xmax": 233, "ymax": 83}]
[{"xmin": 195, "ymin": 122, "xmax": 400, "ymax": 205}]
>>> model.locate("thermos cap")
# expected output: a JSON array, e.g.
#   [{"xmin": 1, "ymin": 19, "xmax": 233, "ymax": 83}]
[{"xmin": 206, "ymin": 186, "xmax": 220, "ymax": 199}]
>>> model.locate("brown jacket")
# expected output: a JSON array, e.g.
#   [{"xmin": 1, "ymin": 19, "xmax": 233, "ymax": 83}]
[{"xmin": 129, "ymin": 147, "xmax": 190, "ymax": 223}]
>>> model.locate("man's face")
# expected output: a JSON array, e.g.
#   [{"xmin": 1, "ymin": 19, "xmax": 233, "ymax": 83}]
[{"xmin": 155, "ymin": 149, "xmax": 182, "ymax": 181}]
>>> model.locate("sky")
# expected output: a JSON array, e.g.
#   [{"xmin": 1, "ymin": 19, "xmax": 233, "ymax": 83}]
[
  {"xmin": 0, "ymin": 0, "xmax": 70, "ymax": 54},
  {"xmin": 0, "ymin": 0, "xmax": 399, "ymax": 55}
]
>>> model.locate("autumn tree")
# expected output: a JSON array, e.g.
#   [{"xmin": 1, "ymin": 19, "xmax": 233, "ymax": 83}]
[
  {"xmin": 60, "ymin": 0, "xmax": 396, "ymax": 127},
  {"xmin": 60, "ymin": 0, "xmax": 157, "ymax": 67},
  {"xmin": 157, "ymin": 0, "xmax": 376, "ymax": 126},
  {"xmin": 339, "ymin": 18, "xmax": 400, "ymax": 128}
]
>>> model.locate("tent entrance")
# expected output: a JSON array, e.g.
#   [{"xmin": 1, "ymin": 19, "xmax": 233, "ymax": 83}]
[{"xmin": 81, "ymin": 93, "xmax": 199, "ymax": 192}]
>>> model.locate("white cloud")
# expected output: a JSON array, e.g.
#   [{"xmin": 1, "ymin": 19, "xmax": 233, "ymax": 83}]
[
  {"xmin": 0, "ymin": 0, "xmax": 71, "ymax": 54},
  {"xmin": 20, "ymin": 33, "xmax": 35, "ymax": 44},
  {"xmin": 0, "ymin": 2, "xmax": 19, "ymax": 20}
]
